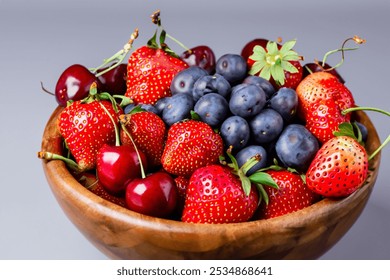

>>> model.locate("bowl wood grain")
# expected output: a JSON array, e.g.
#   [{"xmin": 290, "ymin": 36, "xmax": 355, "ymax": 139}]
[{"xmin": 41, "ymin": 107, "xmax": 381, "ymax": 259}]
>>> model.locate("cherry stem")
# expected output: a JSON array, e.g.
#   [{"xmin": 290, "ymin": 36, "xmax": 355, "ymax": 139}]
[
  {"xmin": 98, "ymin": 102, "xmax": 120, "ymax": 146},
  {"xmin": 120, "ymin": 123, "xmax": 146, "ymax": 179},
  {"xmin": 37, "ymin": 151, "xmax": 80, "ymax": 172},
  {"xmin": 342, "ymin": 106, "xmax": 390, "ymax": 161},
  {"xmin": 369, "ymin": 134, "xmax": 390, "ymax": 161},
  {"xmin": 342, "ymin": 107, "xmax": 390, "ymax": 117},
  {"xmin": 40, "ymin": 82, "xmax": 55, "ymax": 96},
  {"xmin": 90, "ymin": 28, "xmax": 139, "ymax": 77},
  {"xmin": 322, "ymin": 35, "xmax": 366, "ymax": 71}
]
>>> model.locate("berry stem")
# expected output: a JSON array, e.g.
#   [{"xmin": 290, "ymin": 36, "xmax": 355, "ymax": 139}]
[
  {"xmin": 98, "ymin": 102, "xmax": 120, "ymax": 147},
  {"xmin": 322, "ymin": 35, "xmax": 366, "ymax": 71},
  {"xmin": 369, "ymin": 134, "xmax": 390, "ymax": 161},
  {"xmin": 37, "ymin": 151, "xmax": 80, "ymax": 172},
  {"xmin": 149, "ymin": 9, "xmax": 190, "ymax": 53},
  {"xmin": 91, "ymin": 28, "xmax": 139, "ymax": 77},
  {"xmin": 119, "ymin": 120, "xmax": 146, "ymax": 179},
  {"xmin": 342, "ymin": 106, "xmax": 390, "ymax": 117},
  {"xmin": 341, "ymin": 106, "xmax": 390, "ymax": 161}
]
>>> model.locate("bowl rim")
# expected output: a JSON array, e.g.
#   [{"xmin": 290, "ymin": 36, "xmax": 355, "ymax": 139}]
[{"xmin": 41, "ymin": 106, "xmax": 382, "ymax": 233}]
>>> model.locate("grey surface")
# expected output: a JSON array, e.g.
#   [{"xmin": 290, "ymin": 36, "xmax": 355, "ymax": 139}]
[{"xmin": 0, "ymin": 0, "xmax": 389, "ymax": 259}]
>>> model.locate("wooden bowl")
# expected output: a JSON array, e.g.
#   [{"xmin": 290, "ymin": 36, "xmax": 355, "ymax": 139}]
[{"xmin": 40, "ymin": 107, "xmax": 381, "ymax": 259}]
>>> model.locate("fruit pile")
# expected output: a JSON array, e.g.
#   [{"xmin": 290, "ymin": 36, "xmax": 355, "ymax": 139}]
[{"xmin": 39, "ymin": 10, "xmax": 389, "ymax": 224}]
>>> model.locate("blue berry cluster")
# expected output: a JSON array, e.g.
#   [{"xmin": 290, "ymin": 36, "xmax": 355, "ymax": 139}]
[{"xmin": 125, "ymin": 54, "xmax": 321, "ymax": 173}]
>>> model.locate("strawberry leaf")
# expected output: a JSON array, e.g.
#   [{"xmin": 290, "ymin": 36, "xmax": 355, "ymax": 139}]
[
  {"xmin": 280, "ymin": 39, "xmax": 297, "ymax": 53},
  {"xmin": 249, "ymin": 172, "xmax": 278, "ymax": 189},
  {"xmin": 333, "ymin": 122, "xmax": 357, "ymax": 140},
  {"xmin": 248, "ymin": 60, "xmax": 266, "ymax": 75}
]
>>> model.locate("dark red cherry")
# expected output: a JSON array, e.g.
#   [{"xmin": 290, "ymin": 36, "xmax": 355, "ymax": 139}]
[
  {"xmin": 96, "ymin": 144, "xmax": 148, "ymax": 195},
  {"xmin": 55, "ymin": 64, "xmax": 100, "ymax": 106},
  {"xmin": 125, "ymin": 171, "xmax": 178, "ymax": 218},
  {"xmin": 97, "ymin": 63, "xmax": 127, "ymax": 95},
  {"xmin": 180, "ymin": 45, "xmax": 216, "ymax": 74},
  {"xmin": 303, "ymin": 62, "xmax": 345, "ymax": 84},
  {"xmin": 241, "ymin": 38, "xmax": 271, "ymax": 61}
]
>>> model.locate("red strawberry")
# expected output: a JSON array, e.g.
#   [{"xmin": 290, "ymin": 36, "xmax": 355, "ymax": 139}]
[
  {"xmin": 306, "ymin": 135, "xmax": 369, "ymax": 197},
  {"xmin": 182, "ymin": 164, "xmax": 259, "ymax": 224},
  {"xmin": 58, "ymin": 99, "xmax": 121, "ymax": 171},
  {"xmin": 119, "ymin": 110, "xmax": 166, "ymax": 168},
  {"xmin": 255, "ymin": 170, "xmax": 320, "ymax": 220},
  {"xmin": 247, "ymin": 39, "xmax": 303, "ymax": 89},
  {"xmin": 125, "ymin": 44, "xmax": 188, "ymax": 105},
  {"xmin": 161, "ymin": 120, "xmax": 223, "ymax": 177},
  {"xmin": 296, "ymin": 71, "xmax": 355, "ymax": 143},
  {"xmin": 77, "ymin": 172, "xmax": 126, "ymax": 208}
]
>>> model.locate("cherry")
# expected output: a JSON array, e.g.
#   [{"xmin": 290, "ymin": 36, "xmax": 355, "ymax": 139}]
[
  {"xmin": 97, "ymin": 63, "xmax": 127, "ymax": 95},
  {"xmin": 180, "ymin": 45, "xmax": 216, "ymax": 74},
  {"xmin": 96, "ymin": 144, "xmax": 148, "ymax": 194},
  {"xmin": 125, "ymin": 171, "xmax": 178, "ymax": 218},
  {"xmin": 303, "ymin": 62, "xmax": 345, "ymax": 84},
  {"xmin": 55, "ymin": 64, "xmax": 101, "ymax": 106}
]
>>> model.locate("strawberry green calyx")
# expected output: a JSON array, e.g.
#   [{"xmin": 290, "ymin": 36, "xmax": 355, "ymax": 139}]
[
  {"xmin": 223, "ymin": 147, "xmax": 278, "ymax": 202},
  {"xmin": 248, "ymin": 39, "xmax": 301, "ymax": 86},
  {"xmin": 148, "ymin": 9, "xmax": 190, "ymax": 57}
]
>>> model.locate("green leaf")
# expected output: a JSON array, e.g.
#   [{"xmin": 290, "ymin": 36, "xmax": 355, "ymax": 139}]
[
  {"xmin": 281, "ymin": 61, "xmax": 299, "ymax": 74},
  {"xmin": 266, "ymin": 41, "xmax": 279, "ymax": 55},
  {"xmin": 333, "ymin": 122, "xmax": 357, "ymax": 140},
  {"xmin": 248, "ymin": 60, "xmax": 266, "ymax": 75},
  {"xmin": 259, "ymin": 65, "xmax": 271, "ymax": 81},
  {"xmin": 147, "ymin": 30, "xmax": 159, "ymax": 49},
  {"xmin": 256, "ymin": 184, "xmax": 270, "ymax": 205},
  {"xmin": 240, "ymin": 175, "xmax": 252, "ymax": 196},
  {"xmin": 250, "ymin": 45, "xmax": 266, "ymax": 59},
  {"xmin": 280, "ymin": 39, "xmax": 297, "ymax": 54},
  {"xmin": 283, "ymin": 50, "xmax": 300, "ymax": 61},
  {"xmin": 270, "ymin": 64, "xmax": 285, "ymax": 85},
  {"xmin": 249, "ymin": 172, "xmax": 278, "ymax": 189}
]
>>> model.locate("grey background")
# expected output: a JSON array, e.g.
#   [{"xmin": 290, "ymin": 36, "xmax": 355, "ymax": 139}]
[{"xmin": 0, "ymin": 0, "xmax": 389, "ymax": 259}]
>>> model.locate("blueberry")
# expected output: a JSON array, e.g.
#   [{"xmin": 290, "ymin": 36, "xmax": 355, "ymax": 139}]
[
  {"xmin": 235, "ymin": 145, "xmax": 268, "ymax": 175},
  {"xmin": 355, "ymin": 121, "xmax": 368, "ymax": 143},
  {"xmin": 275, "ymin": 124, "xmax": 319, "ymax": 172},
  {"xmin": 229, "ymin": 84, "xmax": 267, "ymax": 119},
  {"xmin": 170, "ymin": 66, "xmax": 208, "ymax": 95},
  {"xmin": 124, "ymin": 103, "xmax": 135, "ymax": 114},
  {"xmin": 249, "ymin": 108, "xmax": 284, "ymax": 144},
  {"xmin": 216, "ymin": 54, "xmax": 247, "ymax": 85},
  {"xmin": 268, "ymin": 87, "xmax": 298, "ymax": 122},
  {"xmin": 162, "ymin": 93, "xmax": 194, "ymax": 126},
  {"xmin": 124, "ymin": 103, "xmax": 158, "ymax": 115},
  {"xmin": 192, "ymin": 74, "xmax": 231, "ymax": 102},
  {"xmin": 220, "ymin": 116, "xmax": 250, "ymax": 152},
  {"xmin": 243, "ymin": 75, "xmax": 276, "ymax": 100},
  {"xmin": 194, "ymin": 93, "xmax": 229, "ymax": 127},
  {"xmin": 154, "ymin": 97, "xmax": 168, "ymax": 115}
]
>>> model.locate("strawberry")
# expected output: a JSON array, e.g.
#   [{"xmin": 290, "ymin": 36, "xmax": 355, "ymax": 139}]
[
  {"xmin": 182, "ymin": 164, "xmax": 259, "ymax": 224},
  {"xmin": 58, "ymin": 99, "xmax": 122, "ymax": 171},
  {"xmin": 119, "ymin": 109, "xmax": 166, "ymax": 168},
  {"xmin": 296, "ymin": 71, "xmax": 355, "ymax": 143},
  {"xmin": 248, "ymin": 39, "xmax": 303, "ymax": 89},
  {"xmin": 125, "ymin": 28, "xmax": 188, "ymax": 105},
  {"xmin": 306, "ymin": 135, "xmax": 369, "ymax": 197},
  {"xmin": 255, "ymin": 170, "xmax": 320, "ymax": 219},
  {"xmin": 161, "ymin": 120, "xmax": 223, "ymax": 177}
]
